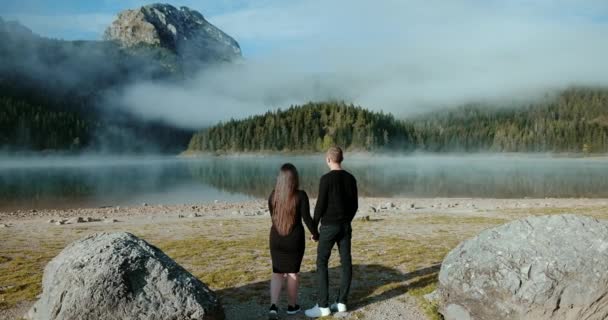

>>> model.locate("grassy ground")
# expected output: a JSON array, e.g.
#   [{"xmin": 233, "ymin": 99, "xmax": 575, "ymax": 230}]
[
  {"xmin": 0, "ymin": 209, "xmax": 596, "ymax": 319},
  {"xmin": 500, "ymin": 205, "xmax": 608, "ymax": 219}
]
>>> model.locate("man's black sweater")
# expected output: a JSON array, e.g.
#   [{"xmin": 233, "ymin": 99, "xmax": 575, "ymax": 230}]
[{"xmin": 313, "ymin": 169, "xmax": 358, "ymax": 230}]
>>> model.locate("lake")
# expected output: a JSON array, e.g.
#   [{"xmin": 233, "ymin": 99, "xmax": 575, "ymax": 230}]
[{"xmin": 1, "ymin": 154, "xmax": 607, "ymax": 210}]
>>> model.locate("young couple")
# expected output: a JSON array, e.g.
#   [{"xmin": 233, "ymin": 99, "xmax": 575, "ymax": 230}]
[{"xmin": 268, "ymin": 146, "xmax": 358, "ymax": 319}]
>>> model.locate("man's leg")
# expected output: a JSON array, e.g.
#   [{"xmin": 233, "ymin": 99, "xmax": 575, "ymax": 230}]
[
  {"xmin": 316, "ymin": 225, "xmax": 338, "ymax": 308},
  {"xmin": 337, "ymin": 224, "xmax": 352, "ymax": 305}
]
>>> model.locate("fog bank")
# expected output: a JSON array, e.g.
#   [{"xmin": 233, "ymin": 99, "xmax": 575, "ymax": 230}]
[{"xmin": 114, "ymin": 0, "xmax": 608, "ymax": 128}]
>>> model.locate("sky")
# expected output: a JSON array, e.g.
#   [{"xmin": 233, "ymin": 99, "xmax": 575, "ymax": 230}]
[
  {"xmin": 4, "ymin": 0, "xmax": 608, "ymax": 127},
  {"xmin": 3, "ymin": 0, "xmax": 277, "ymax": 56},
  {"xmin": 7, "ymin": 0, "xmax": 607, "ymax": 58}
]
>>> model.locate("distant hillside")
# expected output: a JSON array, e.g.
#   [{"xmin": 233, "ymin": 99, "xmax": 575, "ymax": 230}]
[
  {"xmin": 187, "ymin": 102, "xmax": 411, "ymax": 152},
  {"xmin": 0, "ymin": 17, "xmax": 184, "ymax": 152},
  {"xmin": 407, "ymin": 88, "xmax": 608, "ymax": 153},
  {"xmin": 0, "ymin": 3, "xmax": 241, "ymax": 153},
  {"xmin": 187, "ymin": 89, "xmax": 608, "ymax": 154},
  {"xmin": 0, "ymin": 97, "xmax": 92, "ymax": 150}
]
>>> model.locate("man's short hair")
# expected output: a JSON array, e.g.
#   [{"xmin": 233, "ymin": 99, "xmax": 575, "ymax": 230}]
[{"xmin": 327, "ymin": 146, "xmax": 344, "ymax": 163}]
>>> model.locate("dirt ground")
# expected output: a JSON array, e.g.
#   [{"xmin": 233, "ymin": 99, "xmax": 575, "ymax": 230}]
[{"xmin": 1, "ymin": 197, "xmax": 608, "ymax": 320}]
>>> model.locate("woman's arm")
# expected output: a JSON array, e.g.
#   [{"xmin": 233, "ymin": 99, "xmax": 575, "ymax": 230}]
[{"xmin": 300, "ymin": 191, "xmax": 319, "ymax": 239}]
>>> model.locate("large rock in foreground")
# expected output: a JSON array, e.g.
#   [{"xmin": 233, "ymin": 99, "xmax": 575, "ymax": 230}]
[
  {"xmin": 436, "ymin": 214, "xmax": 608, "ymax": 320},
  {"xmin": 104, "ymin": 3, "xmax": 241, "ymax": 62},
  {"xmin": 27, "ymin": 232, "xmax": 224, "ymax": 320}
]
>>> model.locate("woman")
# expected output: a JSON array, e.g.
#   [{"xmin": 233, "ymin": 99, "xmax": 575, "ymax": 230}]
[{"xmin": 268, "ymin": 163, "xmax": 318, "ymax": 319}]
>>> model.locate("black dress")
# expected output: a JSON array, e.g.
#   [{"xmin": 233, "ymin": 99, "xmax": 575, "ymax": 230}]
[{"xmin": 268, "ymin": 190, "xmax": 318, "ymax": 273}]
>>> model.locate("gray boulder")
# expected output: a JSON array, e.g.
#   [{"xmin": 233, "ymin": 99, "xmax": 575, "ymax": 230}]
[
  {"xmin": 66, "ymin": 216, "xmax": 84, "ymax": 224},
  {"xmin": 26, "ymin": 232, "xmax": 224, "ymax": 320},
  {"xmin": 104, "ymin": 3, "xmax": 241, "ymax": 62},
  {"xmin": 435, "ymin": 214, "xmax": 608, "ymax": 320}
]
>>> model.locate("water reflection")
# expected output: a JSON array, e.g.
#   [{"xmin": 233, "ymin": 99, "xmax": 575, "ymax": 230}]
[
  {"xmin": 0, "ymin": 155, "xmax": 607, "ymax": 210},
  {"xmin": 189, "ymin": 155, "xmax": 608, "ymax": 199}
]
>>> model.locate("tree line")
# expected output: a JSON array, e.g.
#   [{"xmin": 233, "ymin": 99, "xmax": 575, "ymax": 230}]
[
  {"xmin": 188, "ymin": 102, "xmax": 411, "ymax": 152},
  {"xmin": 0, "ymin": 18, "xmax": 191, "ymax": 153},
  {"xmin": 408, "ymin": 88, "xmax": 608, "ymax": 153},
  {"xmin": 0, "ymin": 97, "xmax": 94, "ymax": 151},
  {"xmin": 188, "ymin": 88, "xmax": 608, "ymax": 153}
]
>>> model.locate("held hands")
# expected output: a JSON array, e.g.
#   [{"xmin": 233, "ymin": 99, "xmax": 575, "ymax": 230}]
[{"xmin": 310, "ymin": 234, "xmax": 319, "ymax": 242}]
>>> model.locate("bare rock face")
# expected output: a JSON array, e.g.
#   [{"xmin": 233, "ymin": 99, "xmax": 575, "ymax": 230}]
[
  {"xmin": 435, "ymin": 214, "xmax": 608, "ymax": 320},
  {"xmin": 104, "ymin": 3, "xmax": 241, "ymax": 62},
  {"xmin": 26, "ymin": 232, "xmax": 224, "ymax": 320}
]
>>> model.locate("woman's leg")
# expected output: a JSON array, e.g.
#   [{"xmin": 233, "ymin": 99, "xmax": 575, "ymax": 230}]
[
  {"xmin": 270, "ymin": 273, "xmax": 285, "ymax": 305},
  {"xmin": 286, "ymin": 273, "xmax": 299, "ymax": 306}
]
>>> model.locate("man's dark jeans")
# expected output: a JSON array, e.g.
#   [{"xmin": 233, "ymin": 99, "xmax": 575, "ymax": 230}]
[{"xmin": 316, "ymin": 223, "xmax": 352, "ymax": 308}]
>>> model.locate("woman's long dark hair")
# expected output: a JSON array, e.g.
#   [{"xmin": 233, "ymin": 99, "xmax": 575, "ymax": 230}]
[{"xmin": 272, "ymin": 163, "xmax": 299, "ymax": 236}]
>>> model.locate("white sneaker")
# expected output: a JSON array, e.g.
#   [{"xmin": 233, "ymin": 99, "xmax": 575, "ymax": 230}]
[
  {"xmin": 330, "ymin": 302, "xmax": 347, "ymax": 313},
  {"xmin": 305, "ymin": 304, "xmax": 331, "ymax": 318}
]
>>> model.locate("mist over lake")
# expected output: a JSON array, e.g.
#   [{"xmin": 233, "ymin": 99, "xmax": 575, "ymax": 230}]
[{"xmin": 1, "ymin": 154, "xmax": 607, "ymax": 211}]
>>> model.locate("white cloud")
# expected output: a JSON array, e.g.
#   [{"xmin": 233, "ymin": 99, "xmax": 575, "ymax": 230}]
[
  {"xmin": 7, "ymin": 0, "xmax": 608, "ymax": 128},
  {"xmin": 116, "ymin": 0, "xmax": 608, "ymax": 128},
  {"xmin": 6, "ymin": 13, "xmax": 114, "ymax": 39}
]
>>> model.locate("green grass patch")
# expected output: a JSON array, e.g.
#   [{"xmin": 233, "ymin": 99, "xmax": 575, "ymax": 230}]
[
  {"xmin": 153, "ymin": 236, "xmax": 271, "ymax": 290},
  {"xmin": 410, "ymin": 215, "xmax": 507, "ymax": 226},
  {"xmin": 0, "ymin": 249, "xmax": 61, "ymax": 310},
  {"xmin": 409, "ymin": 278, "xmax": 442, "ymax": 320},
  {"xmin": 501, "ymin": 206, "xmax": 608, "ymax": 220}
]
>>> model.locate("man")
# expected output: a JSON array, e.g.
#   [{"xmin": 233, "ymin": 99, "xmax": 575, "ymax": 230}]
[{"xmin": 305, "ymin": 146, "xmax": 358, "ymax": 318}]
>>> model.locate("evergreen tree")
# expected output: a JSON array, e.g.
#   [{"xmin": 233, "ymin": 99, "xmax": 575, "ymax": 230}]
[
  {"xmin": 188, "ymin": 101, "xmax": 410, "ymax": 152},
  {"xmin": 188, "ymin": 89, "xmax": 608, "ymax": 154}
]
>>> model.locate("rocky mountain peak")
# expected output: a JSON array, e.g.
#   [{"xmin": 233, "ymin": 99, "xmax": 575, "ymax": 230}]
[
  {"xmin": 104, "ymin": 3, "xmax": 241, "ymax": 63},
  {"xmin": 0, "ymin": 17, "xmax": 35, "ymax": 37}
]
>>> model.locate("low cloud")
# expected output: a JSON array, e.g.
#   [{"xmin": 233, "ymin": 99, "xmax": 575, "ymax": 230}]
[
  {"xmin": 110, "ymin": 0, "xmax": 608, "ymax": 128},
  {"xmin": 5, "ymin": 13, "xmax": 114, "ymax": 40}
]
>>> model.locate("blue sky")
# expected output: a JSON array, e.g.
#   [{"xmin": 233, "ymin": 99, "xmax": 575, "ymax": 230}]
[{"xmin": 4, "ymin": 0, "xmax": 608, "ymax": 58}]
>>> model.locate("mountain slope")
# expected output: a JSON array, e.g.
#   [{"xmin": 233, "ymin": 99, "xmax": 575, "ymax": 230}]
[
  {"xmin": 0, "ymin": 4, "xmax": 242, "ymax": 153},
  {"xmin": 407, "ymin": 88, "xmax": 608, "ymax": 153}
]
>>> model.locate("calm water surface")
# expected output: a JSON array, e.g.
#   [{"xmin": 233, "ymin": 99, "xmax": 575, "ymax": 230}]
[{"xmin": 1, "ymin": 154, "xmax": 607, "ymax": 210}]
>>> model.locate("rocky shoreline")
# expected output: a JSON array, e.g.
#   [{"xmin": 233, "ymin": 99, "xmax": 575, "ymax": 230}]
[{"xmin": 2, "ymin": 197, "xmax": 607, "ymax": 223}]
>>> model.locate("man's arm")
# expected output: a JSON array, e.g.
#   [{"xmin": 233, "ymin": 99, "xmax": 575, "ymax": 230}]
[
  {"xmin": 268, "ymin": 191, "xmax": 274, "ymax": 216},
  {"xmin": 313, "ymin": 176, "xmax": 328, "ymax": 236},
  {"xmin": 351, "ymin": 177, "xmax": 358, "ymax": 221}
]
